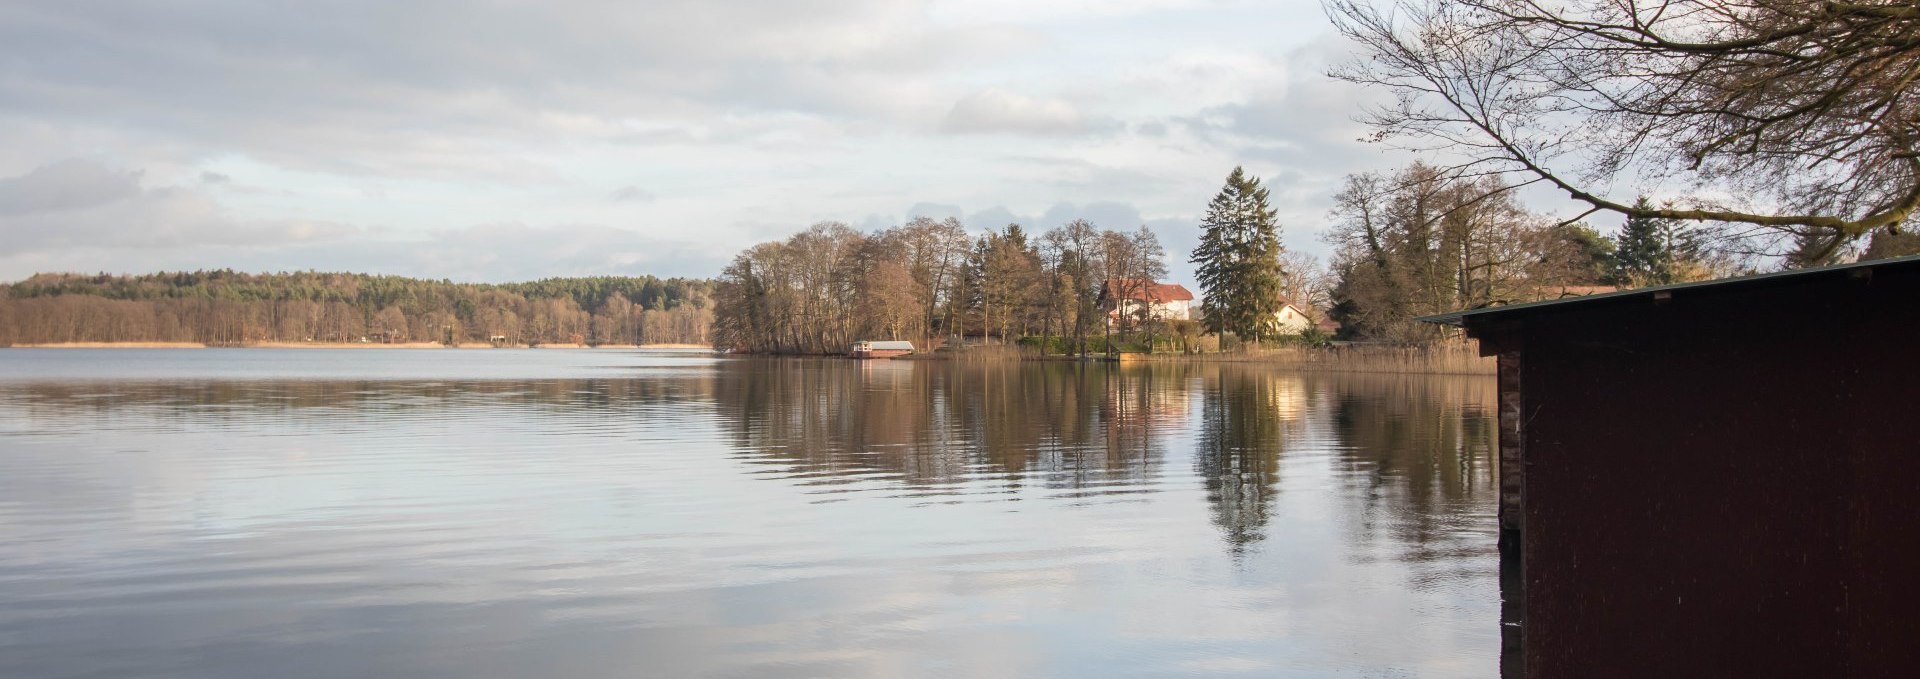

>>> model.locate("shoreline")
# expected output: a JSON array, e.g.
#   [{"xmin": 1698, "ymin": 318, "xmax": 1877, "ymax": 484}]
[
  {"xmin": 4, "ymin": 342, "xmax": 716, "ymax": 350},
  {"xmin": 721, "ymin": 343, "xmax": 1495, "ymax": 376}
]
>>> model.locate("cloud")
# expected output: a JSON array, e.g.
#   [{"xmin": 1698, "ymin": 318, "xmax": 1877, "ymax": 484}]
[
  {"xmin": 942, "ymin": 89, "xmax": 1110, "ymax": 136},
  {"xmin": 905, "ymin": 202, "xmax": 963, "ymax": 221},
  {"xmin": 0, "ymin": 0, "xmax": 1369, "ymax": 282},
  {"xmin": 1170, "ymin": 38, "xmax": 1398, "ymax": 175},
  {"xmin": 1039, "ymin": 201, "xmax": 1146, "ymax": 229},
  {"xmin": 929, "ymin": 0, "xmax": 1245, "ymax": 24},
  {"xmin": 964, "ymin": 206, "xmax": 1024, "ymax": 231},
  {"xmin": 0, "ymin": 159, "xmax": 355, "ymax": 257},
  {"xmin": 0, "ymin": 0, "xmax": 1034, "ymax": 180},
  {"xmin": 0, "ymin": 162, "xmax": 731, "ymax": 281},
  {"xmin": 395, "ymin": 222, "xmax": 722, "ymax": 281},
  {"xmin": 0, "ymin": 218, "xmax": 726, "ymax": 283},
  {"xmin": 0, "ymin": 159, "xmax": 143, "ymax": 216},
  {"xmin": 610, "ymin": 185, "xmax": 655, "ymax": 203}
]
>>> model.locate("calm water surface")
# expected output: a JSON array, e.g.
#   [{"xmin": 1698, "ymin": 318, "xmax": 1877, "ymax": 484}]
[{"xmin": 0, "ymin": 349, "xmax": 1498, "ymax": 678}]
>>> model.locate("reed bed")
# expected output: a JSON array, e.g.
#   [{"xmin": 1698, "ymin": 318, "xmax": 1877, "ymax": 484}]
[
  {"xmin": 1149, "ymin": 343, "xmax": 1494, "ymax": 375},
  {"xmin": 944, "ymin": 341, "xmax": 1494, "ymax": 375}
]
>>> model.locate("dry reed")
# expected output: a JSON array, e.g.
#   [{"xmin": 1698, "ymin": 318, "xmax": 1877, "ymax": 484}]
[{"xmin": 945, "ymin": 341, "xmax": 1493, "ymax": 375}]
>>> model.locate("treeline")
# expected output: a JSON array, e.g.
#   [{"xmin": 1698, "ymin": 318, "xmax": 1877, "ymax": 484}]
[
  {"xmin": 1322, "ymin": 162, "xmax": 1745, "ymax": 342},
  {"xmin": 712, "ymin": 216, "xmax": 1168, "ymax": 354},
  {"xmin": 0, "ymin": 270, "xmax": 714, "ymax": 346},
  {"xmin": 712, "ymin": 161, "xmax": 1857, "ymax": 354}
]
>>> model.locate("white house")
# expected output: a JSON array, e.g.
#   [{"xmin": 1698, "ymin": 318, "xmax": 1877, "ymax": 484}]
[
  {"xmin": 1099, "ymin": 279, "xmax": 1195, "ymax": 322},
  {"xmin": 1270, "ymin": 302, "xmax": 1315, "ymax": 335}
]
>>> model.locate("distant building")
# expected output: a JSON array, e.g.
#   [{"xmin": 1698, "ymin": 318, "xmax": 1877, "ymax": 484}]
[
  {"xmin": 849, "ymin": 340, "xmax": 914, "ymax": 359},
  {"xmin": 1269, "ymin": 301, "xmax": 1315, "ymax": 335},
  {"xmin": 1099, "ymin": 279, "xmax": 1195, "ymax": 322}
]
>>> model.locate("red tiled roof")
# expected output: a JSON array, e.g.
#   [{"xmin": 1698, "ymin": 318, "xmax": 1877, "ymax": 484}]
[{"xmin": 1102, "ymin": 279, "xmax": 1194, "ymax": 303}]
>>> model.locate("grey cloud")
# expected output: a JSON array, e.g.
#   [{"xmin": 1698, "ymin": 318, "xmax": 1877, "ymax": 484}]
[
  {"xmin": 1002, "ymin": 155, "xmax": 1170, "ymax": 198},
  {"xmin": 1039, "ymin": 201, "xmax": 1146, "ymax": 229},
  {"xmin": 401, "ymin": 222, "xmax": 722, "ymax": 281},
  {"xmin": 942, "ymin": 89, "xmax": 1115, "ymax": 136},
  {"xmin": 1173, "ymin": 37, "xmax": 1395, "ymax": 176},
  {"xmin": 963, "ymin": 206, "xmax": 1024, "ymax": 231},
  {"xmin": 0, "ymin": 159, "xmax": 143, "ymax": 216},
  {"xmin": 905, "ymin": 202, "xmax": 963, "ymax": 221},
  {"xmin": 610, "ymin": 186, "xmax": 656, "ymax": 203},
  {"xmin": 0, "ymin": 0, "xmax": 1365, "ymax": 283},
  {"xmin": 0, "ymin": 160, "xmax": 356, "ymax": 255},
  {"xmin": 0, "ymin": 1, "xmax": 1034, "ymax": 179},
  {"xmin": 0, "ymin": 189, "xmax": 355, "ymax": 252}
]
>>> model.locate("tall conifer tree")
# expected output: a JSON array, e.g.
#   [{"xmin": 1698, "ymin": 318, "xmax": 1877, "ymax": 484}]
[
  {"xmin": 1614, "ymin": 196, "xmax": 1700, "ymax": 284},
  {"xmin": 1191, "ymin": 167, "xmax": 1286, "ymax": 343}
]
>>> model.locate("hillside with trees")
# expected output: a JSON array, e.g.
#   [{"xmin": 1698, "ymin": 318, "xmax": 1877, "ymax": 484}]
[{"xmin": 0, "ymin": 270, "xmax": 713, "ymax": 347}]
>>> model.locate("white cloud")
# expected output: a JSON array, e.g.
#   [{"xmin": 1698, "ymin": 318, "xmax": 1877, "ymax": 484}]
[{"xmin": 943, "ymin": 89, "xmax": 1107, "ymax": 136}]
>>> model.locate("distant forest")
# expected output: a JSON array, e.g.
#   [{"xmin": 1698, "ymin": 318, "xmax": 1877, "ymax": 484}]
[{"xmin": 0, "ymin": 270, "xmax": 714, "ymax": 346}]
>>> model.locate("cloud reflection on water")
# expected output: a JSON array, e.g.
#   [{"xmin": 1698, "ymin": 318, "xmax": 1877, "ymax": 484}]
[{"xmin": 0, "ymin": 351, "xmax": 1498, "ymax": 678}]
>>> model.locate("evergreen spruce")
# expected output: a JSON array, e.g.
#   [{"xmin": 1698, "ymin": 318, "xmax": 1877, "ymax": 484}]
[
  {"xmin": 1191, "ymin": 167, "xmax": 1287, "ymax": 343},
  {"xmin": 1614, "ymin": 196, "xmax": 1691, "ymax": 284}
]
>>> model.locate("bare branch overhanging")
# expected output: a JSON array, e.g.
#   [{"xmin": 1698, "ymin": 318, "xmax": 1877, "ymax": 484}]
[{"xmin": 1326, "ymin": 0, "xmax": 1920, "ymax": 249}]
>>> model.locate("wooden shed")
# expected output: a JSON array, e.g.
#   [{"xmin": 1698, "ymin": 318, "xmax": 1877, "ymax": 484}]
[{"xmin": 1423, "ymin": 255, "xmax": 1920, "ymax": 679}]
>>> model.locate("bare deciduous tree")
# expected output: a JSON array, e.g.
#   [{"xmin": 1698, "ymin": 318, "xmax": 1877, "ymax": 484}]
[
  {"xmin": 1326, "ymin": 162, "xmax": 1550, "ymax": 341},
  {"xmin": 1328, "ymin": 0, "xmax": 1920, "ymax": 260}
]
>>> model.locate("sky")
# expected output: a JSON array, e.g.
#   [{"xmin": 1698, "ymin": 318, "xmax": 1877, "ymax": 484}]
[{"xmin": 0, "ymin": 0, "xmax": 1423, "ymax": 284}]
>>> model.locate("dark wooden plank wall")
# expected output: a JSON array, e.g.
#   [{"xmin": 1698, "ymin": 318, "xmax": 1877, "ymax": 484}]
[{"xmin": 1499, "ymin": 263, "xmax": 1918, "ymax": 678}]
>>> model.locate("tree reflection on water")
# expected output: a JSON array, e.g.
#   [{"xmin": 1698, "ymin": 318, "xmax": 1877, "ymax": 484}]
[
  {"xmin": 2, "ymin": 358, "xmax": 1496, "ymax": 558},
  {"xmin": 707, "ymin": 359, "xmax": 1497, "ymax": 555}
]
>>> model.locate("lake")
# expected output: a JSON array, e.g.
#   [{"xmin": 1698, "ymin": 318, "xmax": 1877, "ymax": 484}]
[{"xmin": 0, "ymin": 348, "xmax": 1500, "ymax": 678}]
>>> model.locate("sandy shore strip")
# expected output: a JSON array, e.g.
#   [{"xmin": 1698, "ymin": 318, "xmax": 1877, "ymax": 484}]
[{"xmin": 9, "ymin": 342, "xmax": 211, "ymax": 349}]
